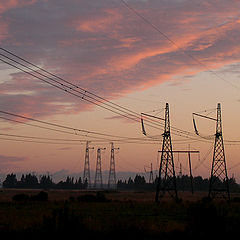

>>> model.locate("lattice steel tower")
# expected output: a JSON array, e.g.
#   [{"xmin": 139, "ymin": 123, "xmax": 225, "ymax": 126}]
[
  {"xmin": 155, "ymin": 103, "xmax": 178, "ymax": 202},
  {"xmin": 94, "ymin": 147, "xmax": 105, "ymax": 189},
  {"xmin": 108, "ymin": 142, "xmax": 119, "ymax": 189},
  {"xmin": 83, "ymin": 141, "xmax": 93, "ymax": 188},
  {"xmin": 149, "ymin": 163, "xmax": 154, "ymax": 184},
  {"xmin": 208, "ymin": 103, "xmax": 230, "ymax": 200}
]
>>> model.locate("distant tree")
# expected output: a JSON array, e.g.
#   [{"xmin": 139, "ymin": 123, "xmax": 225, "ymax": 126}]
[
  {"xmin": 134, "ymin": 175, "xmax": 146, "ymax": 185},
  {"xmin": 117, "ymin": 179, "xmax": 127, "ymax": 189},
  {"xmin": 193, "ymin": 176, "xmax": 209, "ymax": 191},
  {"xmin": 3, "ymin": 173, "xmax": 17, "ymax": 188},
  {"xmin": 39, "ymin": 175, "xmax": 54, "ymax": 189},
  {"xmin": 66, "ymin": 176, "xmax": 74, "ymax": 188},
  {"xmin": 75, "ymin": 177, "xmax": 83, "ymax": 189},
  {"xmin": 18, "ymin": 173, "xmax": 39, "ymax": 188},
  {"xmin": 127, "ymin": 177, "xmax": 134, "ymax": 185},
  {"xmin": 83, "ymin": 178, "xmax": 88, "ymax": 189},
  {"xmin": 229, "ymin": 177, "xmax": 240, "ymax": 191},
  {"xmin": 56, "ymin": 176, "xmax": 75, "ymax": 189}
]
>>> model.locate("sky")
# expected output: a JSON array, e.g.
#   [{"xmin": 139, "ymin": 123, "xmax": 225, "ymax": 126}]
[{"xmin": 0, "ymin": 0, "xmax": 240, "ymax": 182}]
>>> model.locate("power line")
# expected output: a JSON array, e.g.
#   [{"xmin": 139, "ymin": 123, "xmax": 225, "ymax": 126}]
[
  {"xmin": 0, "ymin": 137, "xmax": 83, "ymax": 145},
  {"xmin": 2, "ymin": 48, "xmax": 237, "ymax": 145},
  {"xmin": 0, "ymin": 110, "xmax": 137, "ymax": 140},
  {"xmin": 0, "ymin": 47, "xmax": 206, "ymax": 141},
  {"xmin": 120, "ymin": 0, "xmax": 240, "ymax": 90},
  {"xmin": 0, "ymin": 111, "xmax": 165, "ymax": 143},
  {"xmin": 0, "ymin": 133, "xmax": 87, "ymax": 142},
  {"xmin": 0, "ymin": 132, "xmax": 163, "ymax": 145},
  {"xmin": 0, "ymin": 115, "xmax": 97, "ymax": 139}
]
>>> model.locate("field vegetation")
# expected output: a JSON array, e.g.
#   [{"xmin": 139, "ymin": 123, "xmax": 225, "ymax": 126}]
[{"xmin": 0, "ymin": 189, "xmax": 240, "ymax": 239}]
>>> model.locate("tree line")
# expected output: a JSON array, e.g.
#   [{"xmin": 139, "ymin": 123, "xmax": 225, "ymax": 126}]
[
  {"xmin": 2, "ymin": 173, "xmax": 88, "ymax": 189},
  {"xmin": 117, "ymin": 174, "xmax": 240, "ymax": 192},
  {"xmin": 2, "ymin": 173, "xmax": 240, "ymax": 192}
]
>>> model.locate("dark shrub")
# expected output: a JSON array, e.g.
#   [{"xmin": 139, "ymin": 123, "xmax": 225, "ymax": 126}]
[
  {"xmin": 77, "ymin": 194, "xmax": 97, "ymax": 202},
  {"xmin": 12, "ymin": 193, "xmax": 29, "ymax": 202},
  {"xmin": 96, "ymin": 191, "xmax": 108, "ymax": 202},
  {"xmin": 77, "ymin": 192, "xmax": 108, "ymax": 202},
  {"xmin": 232, "ymin": 197, "xmax": 240, "ymax": 202},
  {"xmin": 31, "ymin": 191, "xmax": 48, "ymax": 201}
]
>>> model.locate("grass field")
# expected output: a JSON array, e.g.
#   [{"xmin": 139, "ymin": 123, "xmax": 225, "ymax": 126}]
[{"xmin": 0, "ymin": 189, "xmax": 240, "ymax": 239}]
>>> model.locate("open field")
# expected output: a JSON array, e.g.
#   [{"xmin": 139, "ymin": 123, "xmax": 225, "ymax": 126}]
[
  {"xmin": 0, "ymin": 188, "xmax": 209, "ymax": 202},
  {"xmin": 0, "ymin": 189, "xmax": 240, "ymax": 239}
]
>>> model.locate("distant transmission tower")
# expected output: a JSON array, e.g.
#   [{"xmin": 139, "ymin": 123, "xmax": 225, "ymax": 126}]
[
  {"xmin": 156, "ymin": 103, "xmax": 178, "ymax": 202},
  {"xmin": 209, "ymin": 103, "xmax": 230, "ymax": 200},
  {"xmin": 149, "ymin": 163, "xmax": 154, "ymax": 184},
  {"xmin": 83, "ymin": 141, "xmax": 94, "ymax": 188},
  {"xmin": 108, "ymin": 142, "xmax": 119, "ymax": 189},
  {"xmin": 94, "ymin": 147, "xmax": 106, "ymax": 189},
  {"xmin": 144, "ymin": 163, "xmax": 154, "ymax": 184}
]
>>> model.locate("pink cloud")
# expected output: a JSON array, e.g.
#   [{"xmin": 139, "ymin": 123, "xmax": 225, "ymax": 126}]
[
  {"xmin": 0, "ymin": 0, "xmax": 239, "ymax": 118},
  {"xmin": 0, "ymin": 0, "xmax": 36, "ymax": 13},
  {"xmin": 71, "ymin": 8, "xmax": 123, "ymax": 33}
]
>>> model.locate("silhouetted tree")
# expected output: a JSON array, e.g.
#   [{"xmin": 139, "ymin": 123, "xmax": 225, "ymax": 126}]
[
  {"xmin": 74, "ymin": 177, "xmax": 83, "ymax": 189},
  {"xmin": 134, "ymin": 175, "xmax": 146, "ymax": 185},
  {"xmin": 18, "ymin": 173, "xmax": 39, "ymax": 188},
  {"xmin": 3, "ymin": 173, "xmax": 17, "ymax": 188},
  {"xmin": 83, "ymin": 178, "xmax": 88, "ymax": 189},
  {"xmin": 39, "ymin": 175, "xmax": 54, "ymax": 189},
  {"xmin": 127, "ymin": 177, "xmax": 134, "ymax": 185}
]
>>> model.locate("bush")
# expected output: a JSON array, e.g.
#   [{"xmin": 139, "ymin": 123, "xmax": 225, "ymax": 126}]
[
  {"xmin": 77, "ymin": 194, "xmax": 97, "ymax": 202},
  {"xmin": 12, "ymin": 193, "xmax": 30, "ymax": 202},
  {"xmin": 30, "ymin": 191, "xmax": 48, "ymax": 201},
  {"xmin": 12, "ymin": 191, "xmax": 48, "ymax": 202},
  {"xmin": 77, "ymin": 192, "xmax": 109, "ymax": 202}
]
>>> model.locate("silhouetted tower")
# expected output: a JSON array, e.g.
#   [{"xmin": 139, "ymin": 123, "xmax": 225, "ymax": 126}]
[
  {"xmin": 156, "ymin": 103, "xmax": 178, "ymax": 202},
  {"xmin": 209, "ymin": 103, "xmax": 230, "ymax": 200},
  {"xmin": 149, "ymin": 163, "xmax": 154, "ymax": 184},
  {"xmin": 83, "ymin": 141, "xmax": 94, "ymax": 188},
  {"xmin": 94, "ymin": 147, "xmax": 105, "ymax": 189},
  {"xmin": 108, "ymin": 142, "xmax": 119, "ymax": 189},
  {"xmin": 144, "ymin": 164, "xmax": 154, "ymax": 183},
  {"xmin": 179, "ymin": 163, "xmax": 183, "ymax": 178}
]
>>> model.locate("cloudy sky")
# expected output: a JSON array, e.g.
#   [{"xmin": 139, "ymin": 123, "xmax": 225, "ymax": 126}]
[{"xmin": 0, "ymin": 0, "xmax": 240, "ymax": 181}]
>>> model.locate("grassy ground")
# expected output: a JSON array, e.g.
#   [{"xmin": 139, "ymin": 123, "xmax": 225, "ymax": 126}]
[{"xmin": 0, "ymin": 189, "xmax": 240, "ymax": 239}]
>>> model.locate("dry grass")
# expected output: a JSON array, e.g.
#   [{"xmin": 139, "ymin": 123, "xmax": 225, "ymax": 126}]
[
  {"xmin": 0, "ymin": 189, "xmax": 240, "ymax": 237},
  {"xmin": 0, "ymin": 188, "xmax": 213, "ymax": 202}
]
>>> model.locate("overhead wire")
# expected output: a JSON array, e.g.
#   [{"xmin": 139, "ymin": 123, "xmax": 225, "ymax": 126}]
[
  {"xmin": 0, "ymin": 111, "xmax": 164, "ymax": 144},
  {"xmin": 0, "ymin": 47, "xmax": 209, "ymax": 142},
  {"xmin": 120, "ymin": 0, "xmax": 240, "ymax": 90},
  {"xmin": 0, "ymin": 133, "xmax": 163, "ymax": 145},
  {"xmin": 0, "ymin": 137, "xmax": 83, "ymax": 145},
  {"xmin": 193, "ymin": 145, "xmax": 213, "ymax": 171},
  {"xmin": 1, "ymin": 48, "xmax": 238, "ymax": 145},
  {"xmin": 0, "ymin": 110, "xmax": 132, "ymax": 140},
  {"xmin": 0, "ymin": 133, "xmax": 88, "ymax": 142},
  {"xmin": 0, "ymin": 3, "xmax": 239, "ymax": 146}
]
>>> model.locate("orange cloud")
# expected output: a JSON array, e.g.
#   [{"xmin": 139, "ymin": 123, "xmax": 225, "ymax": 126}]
[
  {"xmin": 71, "ymin": 8, "xmax": 122, "ymax": 33},
  {"xmin": 107, "ymin": 44, "xmax": 174, "ymax": 72},
  {"xmin": 0, "ymin": 0, "xmax": 240, "ymax": 119},
  {"xmin": 0, "ymin": 0, "xmax": 36, "ymax": 13}
]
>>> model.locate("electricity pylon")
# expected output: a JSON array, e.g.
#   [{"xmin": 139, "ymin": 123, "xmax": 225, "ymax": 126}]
[
  {"xmin": 144, "ymin": 163, "xmax": 154, "ymax": 183},
  {"xmin": 108, "ymin": 142, "xmax": 119, "ymax": 189},
  {"xmin": 83, "ymin": 141, "xmax": 94, "ymax": 188},
  {"xmin": 209, "ymin": 103, "xmax": 230, "ymax": 200},
  {"xmin": 94, "ymin": 147, "xmax": 106, "ymax": 189},
  {"xmin": 155, "ymin": 103, "xmax": 178, "ymax": 202}
]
